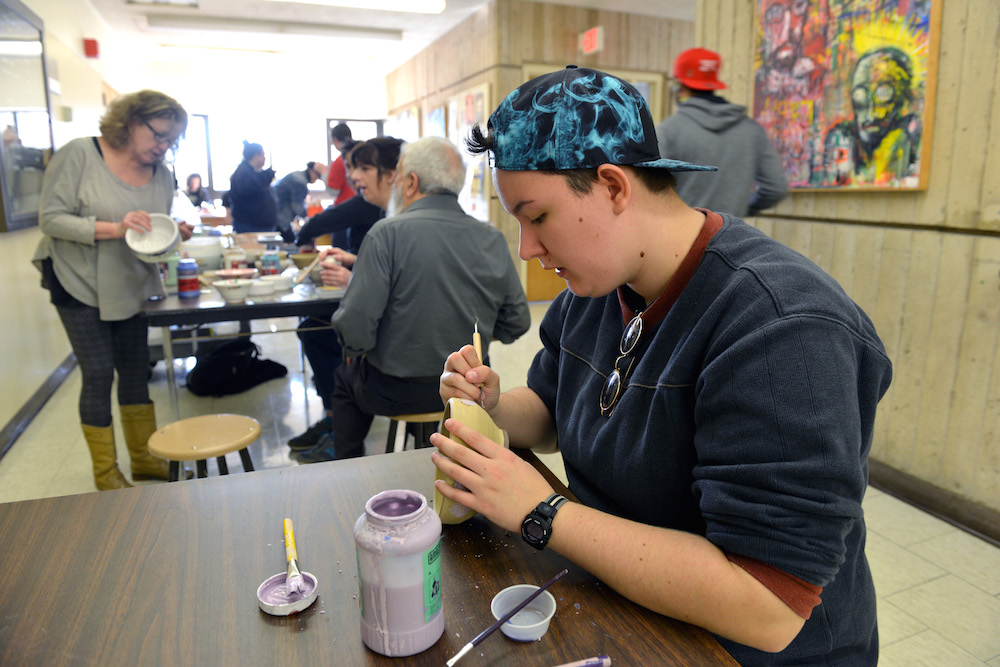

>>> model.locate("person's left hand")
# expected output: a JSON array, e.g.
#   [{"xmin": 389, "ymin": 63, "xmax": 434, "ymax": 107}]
[
  {"xmin": 320, "ymin": 260, "xmax": 351, "ymax": 288},
  {"xmin": 430, "ymin": 418, "xmax": 554, "ymax": 533},
  {"xmin": 178, "ymin": 222, "xmax": 194, "ymax": 241}
]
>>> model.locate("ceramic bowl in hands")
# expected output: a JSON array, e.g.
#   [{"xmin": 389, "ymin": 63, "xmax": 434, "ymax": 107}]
[
  {"xmin": 490, "ymin": 585, "xmax": 557, "ymax": 642},
  {"xmin": 212, "ymin": 279, "xmax": 254, "ymax": 302},
  {"xmin": 434, "ymin": 397, "xmax": 508, "ymax": 525},
  {"xmin": 125, "ymin": 213, "xmax": 180, "ymax": 262}
]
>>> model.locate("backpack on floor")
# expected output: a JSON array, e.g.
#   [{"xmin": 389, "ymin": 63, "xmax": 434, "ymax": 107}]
[{"xmin": 186, "ymin": 339, "xmax": 287, "ymax": 397}]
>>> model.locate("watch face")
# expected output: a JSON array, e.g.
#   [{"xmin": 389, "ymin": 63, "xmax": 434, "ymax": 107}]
[{"xmin": 523, "ymin": 517, "xmax": 547, "ymax": 541}]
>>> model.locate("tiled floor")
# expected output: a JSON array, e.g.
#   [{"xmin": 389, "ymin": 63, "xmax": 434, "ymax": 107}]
[{"xmin": 2, "ymin": 302, "xmax": 998, "ymax": 664}]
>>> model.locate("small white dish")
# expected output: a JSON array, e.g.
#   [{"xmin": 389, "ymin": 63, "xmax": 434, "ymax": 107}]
[
  {"xmin": 260, "ymin": 274, "xmax": 293, "ymax": 291},
  {"xmin": 248, "ymin": 280, "xmax": 275, "ymax": 296},
  {"xmin": 490, "ymin": 584, "xmax": 556, "ymax": 642}
]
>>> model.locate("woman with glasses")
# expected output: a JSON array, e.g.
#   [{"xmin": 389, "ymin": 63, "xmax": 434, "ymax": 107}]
[{"xmin": 32, "ymin": 89, "xmax": 192, "ymax": 491}]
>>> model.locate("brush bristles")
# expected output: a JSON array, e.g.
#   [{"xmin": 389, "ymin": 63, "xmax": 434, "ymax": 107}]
[
  {"xmin": 286, "ymin": 559, "xmax": 304, "ymax": 594},
  {"xmin": 286, "ymin": 572, "xmax": 304, "ymax": 594}
]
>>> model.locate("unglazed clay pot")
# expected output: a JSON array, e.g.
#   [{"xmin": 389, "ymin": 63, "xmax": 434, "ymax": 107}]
[{"xmin": 434, "ymin": 397, "xmax": 508, "ymax": 525}]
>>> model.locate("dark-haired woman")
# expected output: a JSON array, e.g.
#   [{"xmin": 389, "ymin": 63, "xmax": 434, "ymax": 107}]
[
  {"xmin": 184, "ymin": 172, "xmax": 211, "ymax": 208},
  {"xmin": 32, "ymin": 89, "xmax": 193, "ymax": 490}
]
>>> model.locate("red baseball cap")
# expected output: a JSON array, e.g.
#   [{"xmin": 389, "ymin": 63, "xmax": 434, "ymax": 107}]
[{"xmin": 672, "ymin": 48, "xmax": 727, "ymax": 91}]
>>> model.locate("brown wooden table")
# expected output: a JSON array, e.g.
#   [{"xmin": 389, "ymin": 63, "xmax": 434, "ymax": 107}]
[{"xmin": 0, "ymin": 450, "xmax": 738, "ymax": 665}]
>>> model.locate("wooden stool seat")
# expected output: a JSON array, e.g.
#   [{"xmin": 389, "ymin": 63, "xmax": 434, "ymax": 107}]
[
  {"xmin": 385, "ymin": 411, "xmax": 444, "ymax": 453},
  {"xmin": 149, "ymin": 414, "xmax": 260, "ymax": 480}
]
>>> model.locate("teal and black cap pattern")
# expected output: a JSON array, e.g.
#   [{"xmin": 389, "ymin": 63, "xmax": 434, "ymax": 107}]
[{"xmin": 488, "ymin": 65, "xmax": 718, "ymax": 173}]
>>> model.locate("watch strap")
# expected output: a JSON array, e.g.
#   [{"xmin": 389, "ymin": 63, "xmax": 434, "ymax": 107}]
[{"xmin": 521, "ymin": 493, "xmax": 569, "ymax": 550}]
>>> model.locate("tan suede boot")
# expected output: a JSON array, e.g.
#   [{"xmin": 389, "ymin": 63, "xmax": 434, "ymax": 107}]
[
  {"xmin": 82, "ymin": 424, "xmax": 133, "ymax": 491},
  {"xmin": 120, "ymin": 403, "xmax": 172, "ymax": 482}
]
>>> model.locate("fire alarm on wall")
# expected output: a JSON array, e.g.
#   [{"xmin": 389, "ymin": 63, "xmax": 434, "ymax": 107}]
[{"xmin": 83, "ymin": 39, "xmax": 99, "ymax": 58}]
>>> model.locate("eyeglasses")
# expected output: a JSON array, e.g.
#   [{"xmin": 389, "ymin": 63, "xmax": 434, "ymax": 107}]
[
  {"xmin": 599, "ymin": 311, "xmax": 644, "ymax": 417},
  {"xmin": 142, "ymin": 119, "xmax": 176, "ymax": 148}
]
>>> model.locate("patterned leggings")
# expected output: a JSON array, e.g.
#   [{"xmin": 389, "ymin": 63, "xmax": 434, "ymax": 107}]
[{"xmin": 56, "ymin": 304, "xmax": 150, "ymax": 427}]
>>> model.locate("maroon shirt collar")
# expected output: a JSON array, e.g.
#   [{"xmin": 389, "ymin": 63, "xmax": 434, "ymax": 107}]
[{"xmin": 617, "ymin": 209, "xmax": 723, "ymax": 326}]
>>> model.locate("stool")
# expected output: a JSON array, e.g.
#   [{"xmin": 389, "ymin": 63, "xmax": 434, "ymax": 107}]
[
  {"xmin": 149, "ymin": 414, "xmax": 260, "ymax": 481},
  {"xmin": 385, "ymin": 412, "xmax": 444, "ymax": 454}
]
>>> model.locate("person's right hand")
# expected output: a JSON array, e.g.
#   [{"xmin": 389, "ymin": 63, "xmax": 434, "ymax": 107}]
[
  {"xmin": 121, "ymin": 210, "xmax": 152, "ymax": 235},
  {"xmin": 440, "ymin": 345, "xmax": 501, "ymax": 412}
]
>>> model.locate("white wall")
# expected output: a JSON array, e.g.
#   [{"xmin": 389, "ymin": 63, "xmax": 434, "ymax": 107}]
[{"xmin": 23, "ymin": 0, "xmax": 388, "ymax": 180}]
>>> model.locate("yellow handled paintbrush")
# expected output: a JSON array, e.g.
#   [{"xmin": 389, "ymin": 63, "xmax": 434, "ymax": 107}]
[{"xmin": 283, "ymin": 518, "xmax": 305, "ymax": 594}]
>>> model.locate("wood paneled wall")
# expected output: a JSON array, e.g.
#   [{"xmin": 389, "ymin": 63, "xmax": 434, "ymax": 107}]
[
  {"xmin": 386, "ymin": 0, "xmax": 695, "ymax": 294},
  {"xmin": 698, "ymin": 0, "xmax": 1000, "ymax": 518}
]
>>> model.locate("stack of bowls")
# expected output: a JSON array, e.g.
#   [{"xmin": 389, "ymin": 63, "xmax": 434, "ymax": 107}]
[{"xmin": 125, "ymin": 213, "xmax": 180, "ymax": 263}]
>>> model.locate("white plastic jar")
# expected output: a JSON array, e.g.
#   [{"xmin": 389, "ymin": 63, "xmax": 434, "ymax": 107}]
[{"xmin": 353, "ymin": 489, "xmax": 444, "ymax": 657}]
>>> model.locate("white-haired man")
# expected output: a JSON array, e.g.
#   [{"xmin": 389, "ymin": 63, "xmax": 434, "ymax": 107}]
[{"xmin": 297, "ymin": 136, "xmax": 530, "ymax": 462}]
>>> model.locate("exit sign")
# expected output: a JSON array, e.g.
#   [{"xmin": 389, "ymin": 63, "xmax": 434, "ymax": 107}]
[{"xmin": 579, "ymin": 26, "xmax": 604, "ymax": 55}]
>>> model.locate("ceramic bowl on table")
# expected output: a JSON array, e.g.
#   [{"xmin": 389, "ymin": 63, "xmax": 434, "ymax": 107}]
[
  {"xmin": 248, "ymin": 280, "xmax": 275, "ymax": 297},
  {"xmin": 125, "ymin": 213, "xmax": 179, "ymax": 263},
  {"xmin": 260, "ymin": 274, "xmax": 293, "ymax": 291},
  {"xmin": 215, "ymin": 268, "xmax": 258, "ymax": 281},
  {"xmin": 179, "ymin": 237, "xmax": 223, "ymax": 271},
  {"xmin": 212, "ymin": 279, "xmax": 254, "ymax": 303}
]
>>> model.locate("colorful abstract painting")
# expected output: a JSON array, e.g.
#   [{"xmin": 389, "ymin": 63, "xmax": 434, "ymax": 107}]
[{"xmin": 753, "ymin": 0, "xmax": 940, "ymax": 190}]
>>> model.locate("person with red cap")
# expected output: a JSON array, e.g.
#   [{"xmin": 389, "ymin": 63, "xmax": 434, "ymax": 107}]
[{"xmin": 656, "ymin": 48, "xmax": 788, "ymax": 218}]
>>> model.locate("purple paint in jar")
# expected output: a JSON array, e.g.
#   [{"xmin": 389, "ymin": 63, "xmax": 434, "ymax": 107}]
[
  {"xmin": 354, "ymin": 489, "xmax": 444, "ymax": 657},
  {"xmin": 176, "ymin": 258, "xmax": 200, "ymax": 298}
]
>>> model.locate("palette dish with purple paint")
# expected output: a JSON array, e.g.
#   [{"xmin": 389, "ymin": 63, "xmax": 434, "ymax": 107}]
[{"xmin": 256, "ymin": 571, "xmax": 319, "ymax": 616}]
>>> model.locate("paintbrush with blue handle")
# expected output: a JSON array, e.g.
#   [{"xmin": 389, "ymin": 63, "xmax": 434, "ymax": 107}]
[{"xmin": 446, "ymin": 568, "xmax": 568, "ymax": 666}]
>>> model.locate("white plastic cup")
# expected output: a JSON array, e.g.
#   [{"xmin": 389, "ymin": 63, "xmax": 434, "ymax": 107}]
[{"xmin": 490, "ymin": 584, "xmax": 557, "ymax": 642}]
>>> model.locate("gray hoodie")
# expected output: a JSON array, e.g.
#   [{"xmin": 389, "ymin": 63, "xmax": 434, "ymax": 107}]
[{"xmin": 655, "ymin": 96, "xmax": 787, "ymax": 217}]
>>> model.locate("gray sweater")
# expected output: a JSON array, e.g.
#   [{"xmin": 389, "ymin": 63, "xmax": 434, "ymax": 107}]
[
  {"xmin": 332, "ymin": 194, "xmax": 530, "ymax": 378},
  {"xmin": 656, "ymin": 96, "xmax": 788, "ymax": 217},
  {"xmin": 33, "ymin": 137, "xmax": 174, "ymax": 320}
]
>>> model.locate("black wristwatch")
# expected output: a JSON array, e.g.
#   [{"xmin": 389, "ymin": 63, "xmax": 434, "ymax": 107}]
[{"xmin": 521, "ymin": 493, "xmax": 569, "ymax": 550}]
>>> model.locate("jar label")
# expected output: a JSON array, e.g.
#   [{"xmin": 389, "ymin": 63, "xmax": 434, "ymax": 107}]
[{"xmin": 424, "ymin": 540, "xmax": 442, "ymax": 621}]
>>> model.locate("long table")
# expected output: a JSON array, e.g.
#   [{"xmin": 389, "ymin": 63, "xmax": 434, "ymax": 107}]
[
  {"xmin": 140, "ymin": 282, "xmax": 344, "ymax": 419},
  {"xmin": 0, "ymin": 449, "xmax": 738, "ymax": 665}
]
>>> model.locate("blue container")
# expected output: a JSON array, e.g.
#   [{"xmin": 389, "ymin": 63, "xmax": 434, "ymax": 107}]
[{"xmin": 177, "ymin": 258, "xmax": 200, "ymax": 299}]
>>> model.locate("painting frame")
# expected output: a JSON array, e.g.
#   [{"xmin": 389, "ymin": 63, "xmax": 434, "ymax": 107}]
[
  {"xmin": 447, "ymin": 83, "xmax": 490, "ymax": 222},
  {"xmin": 752, "ymin": 0, "xmax": 942, "ymax": 191}
]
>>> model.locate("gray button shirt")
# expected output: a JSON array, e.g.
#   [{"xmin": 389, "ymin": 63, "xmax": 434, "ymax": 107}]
[{"xmin": 332, "ymin": 194, "xmax": 530, "ymax": 378}]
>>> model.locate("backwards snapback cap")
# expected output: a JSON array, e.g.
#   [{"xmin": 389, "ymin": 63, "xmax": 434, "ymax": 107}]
[
  {"xmin": 488, "ymin": 65, "xmax": 717, "ymax": 173},
  {"xmin": 672, "ymin": 48, "xmax": 727, "ymax": 91}
]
